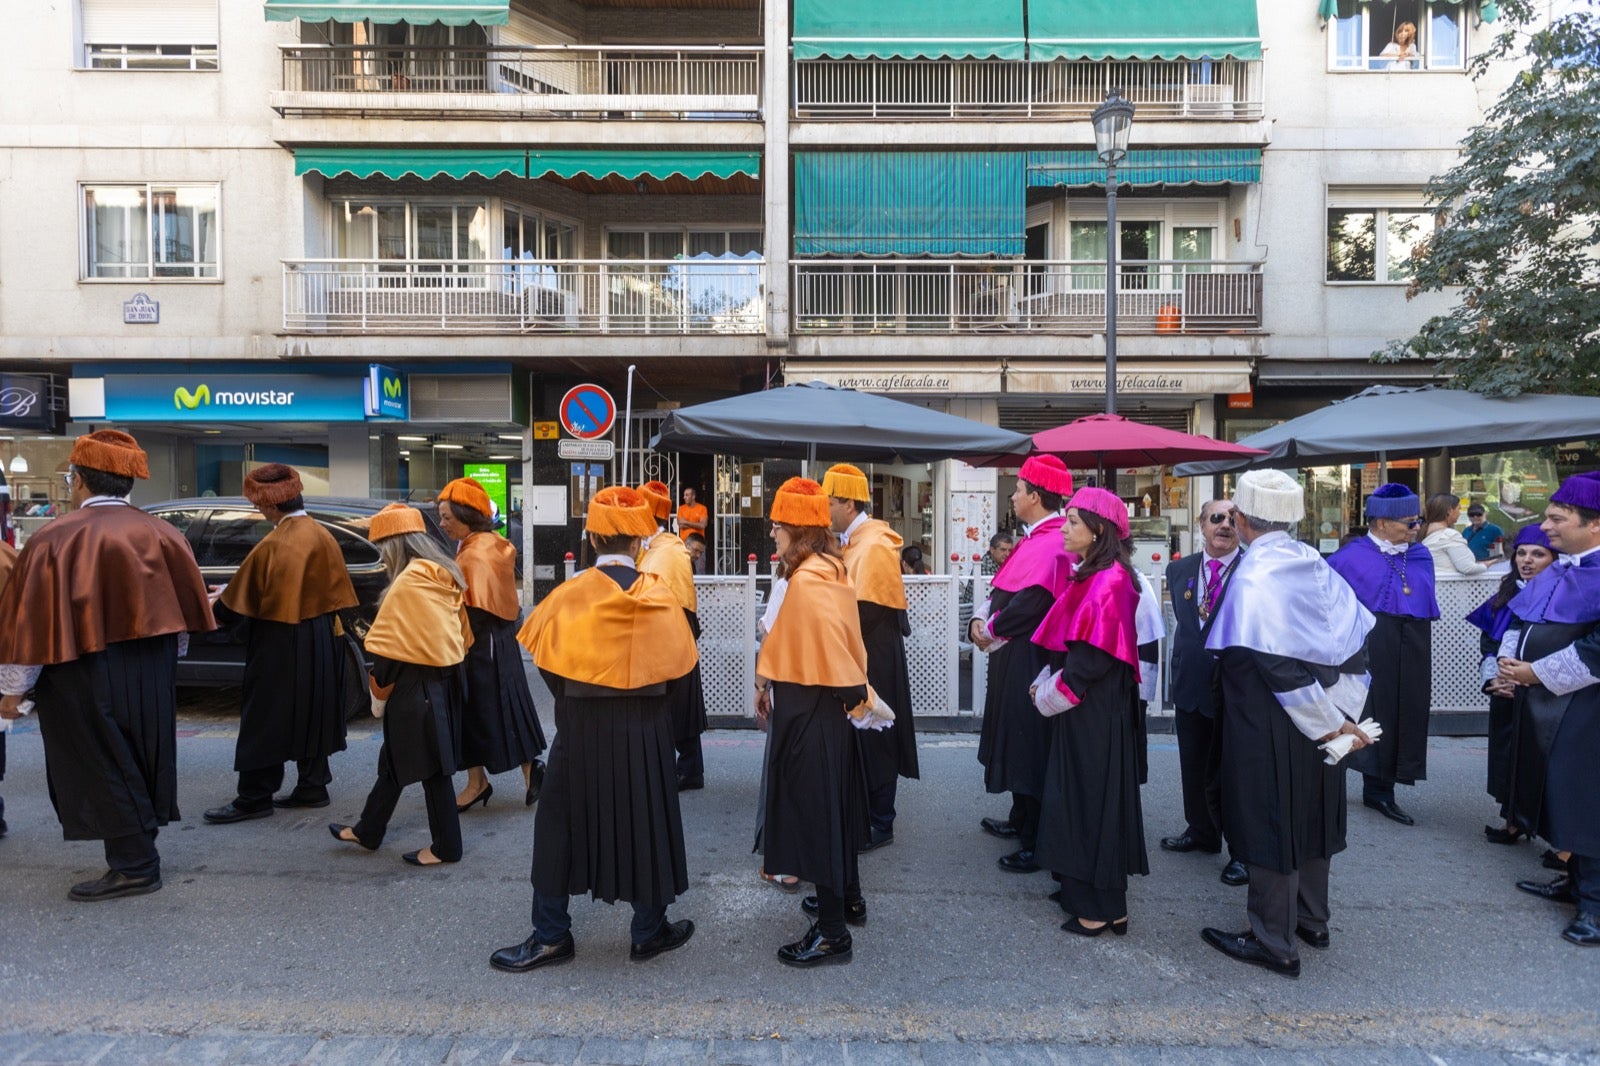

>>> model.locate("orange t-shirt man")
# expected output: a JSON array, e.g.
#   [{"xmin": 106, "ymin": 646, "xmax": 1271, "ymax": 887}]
[{"xmin": 676, "ymin": 488, "xmax": 708, "ymax": 542}]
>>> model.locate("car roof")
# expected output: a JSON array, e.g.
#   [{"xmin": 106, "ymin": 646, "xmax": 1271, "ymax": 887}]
[{"xmin": 147, "ymin": 496, "xmax": 398, "ymax": 514}]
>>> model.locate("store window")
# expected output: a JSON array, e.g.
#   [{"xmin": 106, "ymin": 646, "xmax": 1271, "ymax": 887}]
[
  {"xmin": 1325, "ymin": 191, "xmax": 1437, "ymax": 283},
  {"xmin": 80, "ymin": 0, "xmax": 218, "ymax": 71},
  {"xmin": 1329, "ymin": 0, "xmax": 1466, "ymax": 71},
  {"xmin": 82, "ymin": 183, "xmax": 220, "ymax": 280}
]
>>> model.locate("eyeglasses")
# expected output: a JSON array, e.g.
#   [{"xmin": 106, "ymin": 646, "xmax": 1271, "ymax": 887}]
[
  {"xmin": 62, "ymin": 470, "xmax": 76, "ymax": 488},
  {"xmin": 1205, "ymin": 512, "xmax": 1236, "ymax": 525},
  {"xmin": 1403, "ymin": 518, "xmax": 1424, "ymax": 528}
]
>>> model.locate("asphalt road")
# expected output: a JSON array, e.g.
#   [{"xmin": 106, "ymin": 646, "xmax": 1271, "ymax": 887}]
[{"xmin": 0, "ymin": 683, "xmax": 1596, "ymax": 1060}]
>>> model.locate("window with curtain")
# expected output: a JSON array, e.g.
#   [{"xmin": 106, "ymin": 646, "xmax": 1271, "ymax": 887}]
[
  {"xmin": 82, "ymin": 183, "xmax": 218, "ymax": 280},
  {"xmin": 1326, "ymin": 206, "xmax": 1436, "ymax": 282},
  {"xmin": 1329, "ymin": 0, "xmax": 1467, "ymax": 71},
  {"xmin": 331, "ymin": 198, "xmax": 488, "ymax": 283}
]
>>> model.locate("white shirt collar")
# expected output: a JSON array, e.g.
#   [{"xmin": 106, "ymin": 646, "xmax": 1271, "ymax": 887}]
[
  {"xmin": 1020, "ymin": 511, "xmax": 1062, "ymax": 538},
  {"xmin": 594, "ymin": 553, "xmax": 635, "ymax": 569},
  {"xmin": 839, "ymin": 510, "xmax": 870, "ymax": 546},
  {"xmin": 278, "ymin": 509, "xmax": 309, "ymax": 521},
  {"xmin": 1368, "ymin": 531, "xmax": 1408, "ymax": 556},
  {"xmin": 82, "ymin": 495, "xmax": 131, "ymax": 508},
  {"xmin": 1559, "ymin": 543, "xmax": 1600, "ymax": 567}
]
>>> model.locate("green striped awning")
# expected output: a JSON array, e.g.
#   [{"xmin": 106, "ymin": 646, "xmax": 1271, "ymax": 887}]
[
  {"xmin": 1028, "ymin": 0, "xmax": 1261, "ymax": 61},
  {"xmin": 264, "ymin": 0, "xmax": 509, "ymax": 24},
  {"xmin": 792, "ymin": 0, "xmax": 1025, "ymax": 60},
  {"xmin": 294, "ymin": 149, "xmax": 524, "ymax": 181},
  {"xmin": 1027, "ymin": 149, "xmax": 1262, "ymax": 187},
  {"xmin": 527, "ymin": 151, "xmax": 760, "ymax": 182}
]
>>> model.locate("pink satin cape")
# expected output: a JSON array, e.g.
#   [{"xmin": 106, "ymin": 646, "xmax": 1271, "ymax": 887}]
[{"xmin": 1030, "ymin": 562, "xmax": 1141, "ymax": 674}]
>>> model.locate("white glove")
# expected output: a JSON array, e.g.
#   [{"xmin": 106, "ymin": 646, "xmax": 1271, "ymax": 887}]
[
  {"xmin": 0, "ymin": 699, "xmax": 32, "ymax": 734},
  {"xmin": 1319, "ymin": 717, "xmax": 1383, "ymax": 764},
  {"xmin": 371, "ymin": 694, "xmax": 387, "ymax": 720},
  {"xmin": 849, "ymin": 690, "xmax": 896, "ymax": 731}
]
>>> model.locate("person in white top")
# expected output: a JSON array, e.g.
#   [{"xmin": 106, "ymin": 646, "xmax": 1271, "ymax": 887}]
[{"xmin": 1421, "ymin": 493, "xmax": 1489, "ymax": 577}]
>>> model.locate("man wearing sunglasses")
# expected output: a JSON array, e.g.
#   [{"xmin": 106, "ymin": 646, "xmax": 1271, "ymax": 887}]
[{"xmin": 1328, "ymin": 484, "xmax": 1440, "ymax": 826}]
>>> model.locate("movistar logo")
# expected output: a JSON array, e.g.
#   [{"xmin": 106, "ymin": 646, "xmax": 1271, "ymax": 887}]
[
  {"xmin": 383, "ymin": 376, "xmax": 402, "ymax": 399},
  {"xmin": 174, "ymin": 384, "xmax": 211, "ymax": 410},
  {"xmin": 173, "ymin": 382, "xmax": 296, "ymax": 410}
]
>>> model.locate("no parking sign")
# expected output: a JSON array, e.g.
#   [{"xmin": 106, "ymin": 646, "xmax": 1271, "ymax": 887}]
[{"xmin": 558, "ymin": 384, "xmax": 616, "ymax": 440}]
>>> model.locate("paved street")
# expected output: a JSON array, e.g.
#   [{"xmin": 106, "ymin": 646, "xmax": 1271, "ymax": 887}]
[{"xmin": 0, "ymin": 686, "xmax": 1597, "ymax": 1064}]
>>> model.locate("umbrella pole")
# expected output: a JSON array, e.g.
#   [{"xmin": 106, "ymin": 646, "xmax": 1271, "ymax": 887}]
[{"xmin": 1378, "ymin": 450, "xmax": 1388, "ymax": 483}]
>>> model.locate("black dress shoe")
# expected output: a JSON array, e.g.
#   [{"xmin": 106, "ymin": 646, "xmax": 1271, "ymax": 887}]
[
  {"xmin": 1160, "ymin": 830, "xmax": 1222, "ymax": 854},
  {"xmin": 676, "ymin": 775, "xmax": 705, "ymax": 792},
  {"xmin": 1517, "ymin": 875, "xmax": 1576, "ymax": 903},
  {"xmin": 859, "ymin": 827, "xmax": 894, "ymax": 852},
  {"xmin": 1543, "ymin": 849, "xmax": 1571, "ymax": 872},
  {"xmin": 203, "ymin": 802, "xmax": 273, "ymax": 825},
  {"xmin": 456, "ymin": 782, "xmax": 493, "ymax": 813},
  {"xmin": 1220, "ymin": 860, "xmax": 1250, "ymax": 886},
  {"xmin": 1562, "ymin": 912, "xmax": 1600, "ymax": 947},
  {"xmin": 402, "ymin": 849, "xmax": 458, "ymax": 866},
  {"xmin": 273, "ymin": 792, "xmax": 330, "ymax": 809},
  {"xmin": 328, "ymin": 823, "xmax": 379, "ymax": 851},
  {"xmin": 1295, "ymin": 925, "xmax": 1330, "ymax": 950},
  {"xmin": 1061, "ymin": 916, "xmax": 1107, "ymax": 938},
  {"xmin": 777, "ymin": 923, "xmax": 853, "ymax": 967},
  {"xmin": 1201, "ymin": 928, "xmax": 1300, "ymax": 978},
  {"xmin": 1483, "ymin": 823, "xmax": 1529, "ymax": 845},
  {"xmin": 998, "ymin": 849, "xmax": 1040, "ymax": 873},
  {"xmin": 490, "ymin": 933, "xmax": 575, "ymax": 973},
  {"xmin": 630, "ymin": 918, "xmax": 695, "ymax": 961},
  {"xmin": 68, "ymin": 870, "xmax": 162, "ymax": 902},
  {"xmin": 525, "ymin": 761, "xmax": 545, "ymax": 807},
  {"xmin": 980, "ymin": 816, "xmax": 1019, "ymax": 839},
  {"xmin": 801, "ymin": 895, "xmax": 867, "ymax": 926},
  {"xmin": 1362, "ymin": 797, "xmax": 1415, "ymax": 826}
]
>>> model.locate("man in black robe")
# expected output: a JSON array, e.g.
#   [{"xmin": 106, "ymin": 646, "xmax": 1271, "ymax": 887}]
[{"xmin": 0, "ymin": 431, "xmax": 214, "ymax": 900}]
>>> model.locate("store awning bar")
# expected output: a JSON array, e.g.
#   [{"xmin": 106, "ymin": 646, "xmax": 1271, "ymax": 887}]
[
  {"xmin": 791, "ymin": 0, "xmax": 1025, "ymax": 61},
  {"xmin": 263, "ymin": 0, "xmax": 509, "ymax": 25},
  {"xmin": 527, "ymin": 151, "xmax": 760, "ymax": 182},
  {"xmin": 294, "ymin": 148, "xmax": 525, "ymax": 181},
  {"xmin": 1027, "ymin": 148, "xmax": 1263, "ymax": 187},
  {"xmin": 1027, "ymin": 0, "xmax": 1262, "ymax": 61}
]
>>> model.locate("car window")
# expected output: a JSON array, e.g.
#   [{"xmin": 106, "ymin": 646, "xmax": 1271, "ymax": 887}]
[
  {"xmin": 151, "ymin": 508, "xmax": 204, "ymax": 541},
  {"xmin": 196, "ymin": 509, "xmax": 274, "ymax": 568},
  {"xmin": 329, "ymin": 523, "xmax": 381, "ymax": 567}
]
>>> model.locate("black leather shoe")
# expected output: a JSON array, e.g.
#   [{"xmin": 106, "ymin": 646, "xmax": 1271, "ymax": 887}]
[
  {"xmin": 68, "ymin": 870, "xmax": 162, "ymax": 902},
  {"xmin": 1517, "ymin": 875, "xmax": 1576, "ymax": 903},
  {"xmin": 1220, "ymin": 860, "xmax": 1250, "ymax": 886},
  {"xmin": 859, "ymin": 827, "xmax": 894, "ymax": 852},
  {"xmin": 1295, "ymin": 925, "xmax": 1330, "ymax": 950},
  {"xmin": 402, "ymin": 849, "xmax": 458, "ymax": 867},
  {"xmin": 980, "ymin": 816, "xmax": 1019, "ymax": 839},
  {"xmin": 203, "ymin": 802, "xmax": 273, "ymax": 825},
  {"xmin": 998, "ymin": 849, "xmax": 1040, "ymax": 873},
  {"xmin": 1060, "ymin": 916, "xmax": 1107, "ymax": 938},
  {"xmin": 273, "ymin": 792, "xmax": 330, "ymax": 809},
  {"xmin": 1363, "ymin": 797, "xmax": 1415, "ymax": 826},
  {"xmin": 1543, "ymin": 849, "xmax": 1571, "ymax": 872},
  {"xmin": 490, "ymin": 933, "xmax": 575, "ymax": 973},
  {"xmin": 525, "ymin": 761, "xmax": 545, "ymax": 807},
  {"xmin": 1562, "ymin": 912, "xmax": 1600, "ymax": 947},
  {"xmin": 630, "ymin": 919, "xmax": 695, "ymax": 961},
  {"xmin": 1160, "ymin": 830, "xmax": 1222, "ymax": 854},
  {"xmin": 328, "ymin": 823, "xmax": 379, "ymax": 851},
  {"xmin": 777, "ymin": 923, "xmax": 853, "ymax": 967},
  {"xmin": 1201, "ymin": 928, "xmax": 1299, "ymax": 978},
  {"xmin": 676, "ymin": 775, "xmax": 704, "ymax": 792},
  {"xmin": 801, "ymin": 895, "xmax": 867, "ymax": 926}
]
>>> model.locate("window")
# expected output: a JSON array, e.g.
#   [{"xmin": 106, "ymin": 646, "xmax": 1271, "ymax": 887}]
[
  {"xmin": 1063, "ymin": 201, "xmax": 1224, "ymax": 290},
  {"xmin": 332, "ymin": 199, "xmax": 489, "ymax": 279},
  {"xmin": 300, "ymin": 20, "xmax": 489, "ymax": 92},
  {"xmin": 82, "ymin": 183, "xmax": 220, "ymax": 280},
  {"xmin": 504, "ymin": 207, "xmax": 577, "ymax": 261},
  {"xmin": 1325, "ymin": 190, "xmax": 1437, "ymax": 282},
  {"xmin": 1329, "ymin": 0, "xmax": 1466, "ymax": 71},
  {"xmin": 605, "ymin": 228, "xmax": 764, "ymax": 331},
  {"xmin": 80, "ymin": 0, "xmax": 218, "ymax": 71}
]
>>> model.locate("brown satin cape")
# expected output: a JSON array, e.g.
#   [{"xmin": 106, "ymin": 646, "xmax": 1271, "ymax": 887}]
[
  {"xmin": 0, "ymin": 503, "xmax": 215, "ymax": 666},
  {"xmin": 0, "ymin": 540, "xmax": 15, "ymax": 598},
  {"xmin": 843, "ymin": 519, "xmax": 908, "ymax": 610},
  {"xmin": 757, "ymin": 554, "xmax": 869, "ymax": 688},
  {"xmin": 218, "ymin": 515, "xmax": 358, "ymax": 625},
  {"xmin": 517, "ymin": 566, "xmax": 698, "ymax": 689},
  {"xmin": 638, "ymin": 532, "xmax": 697, "ymax": 612},
  {"xmin": 363, "ymin": 559, "xmax": 471, "ymax": 668},
  {"xmin": 457, "ymin": 532, "xmax": 520, "ymax": 621}
]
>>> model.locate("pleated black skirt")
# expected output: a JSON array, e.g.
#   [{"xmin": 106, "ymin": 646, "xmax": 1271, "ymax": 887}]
[
  {"xmin": 377, "ymin": 662, "xmax": 464, "ymax": 789},
  {"xmin": 235, "ymin": 614, "xmax": 348, "ymax": 771},
  {"xmin": 760, "ymin": 681, "xmax": 870, "ymax": 895},
  {"xmin": 459, "ymin": 608, "xmax": 546, "ymax": 773}
]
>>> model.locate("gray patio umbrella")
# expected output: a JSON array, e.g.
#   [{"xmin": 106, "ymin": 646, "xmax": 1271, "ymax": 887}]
[
  {"xmin": 1175, "ymin": 385, "xmax": 1600, "ymax": 476},
  {"xmin": 650, "ymin": 381, "xmax": 1033, "ymax": 464}
]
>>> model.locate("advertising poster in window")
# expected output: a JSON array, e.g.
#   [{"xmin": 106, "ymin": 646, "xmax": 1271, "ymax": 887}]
[
  {"xmin": 464, "ymin": 463, "xmax": 509, "ymax": 534},
  {"xmin": 1451, "ymin": 450, "xmax": 1557, "ymax": 536}
]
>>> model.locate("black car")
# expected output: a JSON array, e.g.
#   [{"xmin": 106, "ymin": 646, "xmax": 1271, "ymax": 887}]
[{"xmin": 143, "ymin": 497, "xmax": 448, "ymax": 687}]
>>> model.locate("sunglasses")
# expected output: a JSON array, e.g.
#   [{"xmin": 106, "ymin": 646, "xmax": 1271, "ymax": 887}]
[{"xmin": 1205, "ymin": 512, "xmax": 1236, "ymax": 525}]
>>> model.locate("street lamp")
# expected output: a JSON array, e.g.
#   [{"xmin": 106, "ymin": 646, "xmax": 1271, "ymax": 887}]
[{"xmin": 1091, "ymin": 88, "xmax": 1135, "ymax": 416}]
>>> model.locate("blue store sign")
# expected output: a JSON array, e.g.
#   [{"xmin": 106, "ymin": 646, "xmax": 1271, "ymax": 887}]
[
  {"xmin": 365, "ymin": 364, "xmax": 407, "ymax": 419},
  {"xmin": 103, "ymin": 374, "xmax": 372, "ymax": 422}
]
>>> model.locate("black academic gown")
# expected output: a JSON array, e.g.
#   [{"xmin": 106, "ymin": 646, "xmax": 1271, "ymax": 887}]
[
  {"xmin": 1348, "ymin": 613, "xmax": 1432, "ymax": 784},
  {"xmin": 667, "ymin": 608, "xmax": 709, "ymax": 745},
  {"xmin": 372, "ymin": 654, "xmax": 463, "ymax": 789},
  {"xmin": 1479, "ymin": 627, "xmax": 1516, "ymax": 810},
  {"xmin": 460, "ymin": 606, "xmax": 546, "ymax": 773},
  {"xmin": 1034, "ymin": 643, "xmax": 1148, "ymax": 891},
  {"xmin": 856, "ymin": 601, "xmax": 918, "ymax": 786},
  {"xmin": 33, "ymin": 634, "xmax": 180, "ymax": 842},
  {"xmin": 219, "ymin": 605, "xmax": 348, "ymax": 772},
  {"xmin": 1507, "ymin": 620, "xmax": 1600, "ymax": 856},
  {"xmin": 977, "ymin": 585, "xmax": 1057, "ymax": 798}
]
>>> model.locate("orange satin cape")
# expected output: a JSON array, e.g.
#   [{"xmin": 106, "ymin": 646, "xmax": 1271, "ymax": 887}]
[
  {"xmin": 457, "ymin": 532, "xmax": 520, "ymax": 621},
  {"xmin": 842, "ymin": 519, "xmax": 908, "ymax": 610},
  {"xmin": 363, "ymin": 559, "xmax": 471, "ymax": 668},
  {"xmin": 218, "ymin": 515, "xmax": 358, "ymax": 625},
  {"xmin": 677, "ymin": 502, "xmax": 708, "ymax": 540},
  {"xmin": 0, "ymin": 540, "xmax": 15, "ymax": 599},
  {"xmin": 756, "ymin": 554, "xmax": 869, "ymax": 688},
  {"xmin": 517, "ymin": 566, "xmax": 698, "ymax": 689},
  {"xmin": 0, "ymin": 503, "xmax": 216, "ymax": 666},
  {"xmin": 637, "ymin": 532, "xmax": 697, "ymax": 612}
]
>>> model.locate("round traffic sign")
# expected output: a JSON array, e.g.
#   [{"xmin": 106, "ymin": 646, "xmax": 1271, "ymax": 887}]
[{"xmin": 558, "ymin": 384, "xmax": 616, "ymax": 440}]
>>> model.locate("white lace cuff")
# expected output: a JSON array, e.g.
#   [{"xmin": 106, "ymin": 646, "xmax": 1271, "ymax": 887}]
[
  {"xmin": 1531, "ymin": 645, "xmax": 1600, "ymax": 697},
  {"xmin": 0, "ymin": 663, "xmax": 42, "ymax": 697}
]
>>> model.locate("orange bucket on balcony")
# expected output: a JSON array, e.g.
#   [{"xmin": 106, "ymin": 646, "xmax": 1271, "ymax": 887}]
[{"xmin": 1156, "ymin": 304, "xmax": 1182, "ymax": 333}]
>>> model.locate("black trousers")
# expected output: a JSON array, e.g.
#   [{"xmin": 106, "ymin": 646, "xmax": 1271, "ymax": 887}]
[
  {"xmin": 1362, "ymin": 774, "xmax": 1406, "ymax": 803},
  {"xmin": 1573, "ymin": 854, "xmax": 1600, "ymax": 915},
  {"xmin": 812, "ymin": 879, "xmax": 861, "ymax": 940},
  {"xmin": 532, "ymin": 889, "xmax": 665, "ymax": 947},
  {"xmin": 105, "ymin": 829, "xmax": 160, "ymax": 880},
  {"xmin": 354, "ymin": 756, "xmax": 462, "ymax": 862},
  {"xmin": 1245, "ymin": 857, "xmax": 1330, "ymax": 964},
  {"xmin": 1174, "ymin": 706, "xmax": 1223, "ymax": 847},
  {"xmin": 1009, "ymin": 793, "xmax": 1042, "ymax": 851},
  {"xmin": 236, "ymin": 756, "xmax": 332, "ymax": 810},
  {"xmin": 868, "ymin": 780, "xmax": 897, "ymax": 833},
  {"xmin": 675, "ymin": 734, "xmax": 704, "ymax": 781}
]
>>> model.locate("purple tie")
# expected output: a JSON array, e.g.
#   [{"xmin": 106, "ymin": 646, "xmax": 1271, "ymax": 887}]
[{"xmin": 1205, "ymin": 558, "xmax": 1224, "ymax": 614}]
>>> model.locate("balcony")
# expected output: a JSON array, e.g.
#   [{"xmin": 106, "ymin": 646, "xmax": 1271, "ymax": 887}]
[
  {"xmin": 792, "ymin": 260, "xmax": 1263, "ymax": 334},
  {"xmin": 272, "ymin": 44, "xmax": 762, "ymax": 119},
  {"xmin": 793, "ymin": 58, "xmax": 1261, "ymax": 121},
  {"xmin": 283, "ymin": 258, "xmax": 765, "ymax": 335}
]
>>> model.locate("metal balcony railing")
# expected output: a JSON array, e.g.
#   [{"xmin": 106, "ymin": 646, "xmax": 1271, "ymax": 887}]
[
  {"xmin": 793, "ymin": 58, "xmax": 1262, "ymax": 120},
  {"xmin": 275, "ymin": 44, "xmax": 762, "ymax": 118},
  {"xmin": 792, "ymin": 260, "xmax": 1264, "ymax": 334},
  {"xmin": 283, "ymin": 258, "xmax": 766, "ymax": 334}
]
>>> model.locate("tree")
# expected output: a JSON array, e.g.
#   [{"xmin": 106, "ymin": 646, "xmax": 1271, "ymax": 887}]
[{"xmin": 1375, "ymin": 0, "xmax": 1600, "ymax": 395}]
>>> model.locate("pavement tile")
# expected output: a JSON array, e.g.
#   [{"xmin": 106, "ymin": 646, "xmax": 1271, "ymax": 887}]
[
  {"xmin": 974, "ymin": 1046, "xmax": 1053, "ymax": 1066},
  {"xmin": 224, "ymin": 1035, "xmax": 320, "ymax": 1065},
  {"xmin": 913, "ymin": 1043, "xmax": 979, "ymax": 1066},
  {"xmin": 0, "ymin": 1034, "xmax": 44, "ymax": 1066},
  {"xmin": 709, "ymin": 1040, "xmax": 785, "ymax": 1066},
  {"xmin": 307, "ymin": 1038, "xmax": 398, "ymax": 1066},
  {"xmin": 843, "ymin": 1042, "xmax": 921, "ymax": 1066},
  {"xmin": 92, "ymin": 1036, "xmax": 182, "ymax": 1066},
  {"xmin": 446, "ymin": 1039, "xmax": 517, "ymax": 1065},
  {"xmin": 509, "ymin": 1038, "xmax": 582, "ymax": 1064},
  {"xmin": 17, "ymin": 1036, "xmax": 115, "ymax": 1065},
  {"xmin": 577, "ymin": 1038, "xmax": 649, "ymax": 1065},
  {"xmin": 641, "ymin": 1038, "xmax": 710, "ymax": 1066},
  {"xmin": 154, "ymin": 1036, "xmax": 241, "ymax": 1066},
  {"xmin": 383, "ymin": 1038, "xmax": 458, "ymax": 1066},
  {"xmin": 778, "ymin": 1041, "xmax": 845, "ymax": 1066}
]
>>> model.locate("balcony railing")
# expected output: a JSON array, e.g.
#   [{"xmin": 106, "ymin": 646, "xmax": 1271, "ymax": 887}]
[
  {"xmin": 275, "ymin": 44, "xmax": 762, "ymax": 118},
  {"xmin": 283, "ymin": 258, "xmax": 766, "ymax": 334},
  {"xmin": 793, "ymin": 58, "xmax": 1262, "ymax": 120},
  {"xmin": 792, "ymin": 260, "xmax": 1263, "ymax": 334}
]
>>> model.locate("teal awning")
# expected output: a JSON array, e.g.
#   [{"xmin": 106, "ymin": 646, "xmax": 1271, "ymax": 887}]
[
  {"xmin": 528, "ymin": 151, "xmax": 759, "ymax": 182},
  {"xmin": 792, "ymin": 0, "xmax": 1025, "ymax": 60},
  {"xmin": 294, "ymin": 149, "xmax": 524, "ymax": 180},
  {"xmin": 1027, "ymin": 149, "xmax": 1262, "ymax": 187},
  {"xmin": 264, "ymin": 0, "xmax": 509, "ymax": 25},
  {"xmin": 795, "ymin": 152, "xmax": 1023, "ymax": 256},
  {"xmin": 1028, "ymin": 0, "xmax": 1262, "ymax": 61}
]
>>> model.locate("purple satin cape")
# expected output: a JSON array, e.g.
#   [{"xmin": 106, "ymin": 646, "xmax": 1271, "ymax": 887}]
[
  {"xmin": 1031, "ymin": 562, "xmax": 1140, "ymax": 673},
  {"xmin": 1327, "ymin": 538, "xmax": 1440, "ymax": 620},
  {"xmin": 1464, "ymin": 595, "xmax": 1515, "ymax": 643},
  {"xmin": 1508, "ymin": 552, "xmax": 1600, "ymax": 625},
  {"xmin": 990, "ymin": 515, "xmax": 1074, "ymax": 599}
]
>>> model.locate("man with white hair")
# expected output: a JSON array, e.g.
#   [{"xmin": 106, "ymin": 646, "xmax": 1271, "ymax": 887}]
[{"xmin": 1201, "ymin": 470, "xmax": 1378, "ymax": 978}]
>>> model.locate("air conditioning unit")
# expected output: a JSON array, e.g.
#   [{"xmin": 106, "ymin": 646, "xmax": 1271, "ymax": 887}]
[{"xmin": 1183, "ymin": 83, "xmax": 1235, "ymax": 118}]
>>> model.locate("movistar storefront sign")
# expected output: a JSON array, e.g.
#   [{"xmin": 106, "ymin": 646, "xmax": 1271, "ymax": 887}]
[
  {"xmin": 104, "ymin": 374, "xmax": 374, "ymax": 422},
  {"xmin": 365, "ymin": 364, "xmax": 408, "ymax": 419}
]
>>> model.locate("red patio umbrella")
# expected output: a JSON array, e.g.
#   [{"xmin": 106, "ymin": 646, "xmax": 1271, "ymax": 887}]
[{"xmin": 972, "ymin": 413, "xmax": 1267, "ymax": 471}]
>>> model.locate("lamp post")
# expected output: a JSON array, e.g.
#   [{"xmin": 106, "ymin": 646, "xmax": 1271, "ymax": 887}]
[{"xmin": 1091, "ymin": 88, "xmax": 1135, "ymax": 416}]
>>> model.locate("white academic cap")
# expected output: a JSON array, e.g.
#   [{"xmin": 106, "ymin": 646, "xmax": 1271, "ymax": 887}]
[{"xmin": 1234, "ymin": 469, "xmax": 1305, "ymax": 524}]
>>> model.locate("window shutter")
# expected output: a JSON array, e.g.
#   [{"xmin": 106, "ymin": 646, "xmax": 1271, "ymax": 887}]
[
  {"xmin": 1326, "ymin": 185, "xmax": 1433, "ymax": 209},
  {"xmin": 81, "ymin": 0, "xmax": 218, "ymax": 45}
]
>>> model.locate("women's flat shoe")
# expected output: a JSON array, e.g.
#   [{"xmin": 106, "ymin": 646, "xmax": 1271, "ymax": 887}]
[
  {"xmin": 327, "ymin": 823, "xmax": 377, "ymax": 851},
  {"xmin": 759, "ymin": 869, "xmax": 801, "ymax": 892},
  {"xmin": 402, "ymin": 849, "xmax": 458, "ymax": 866},
  {"xmin": 1061, "ymin": 916, "xmax": 1107, "ymax": 938},
  {"xmin": 456, "ymin": 783, "xmax": 493, "ymax": 813},
  {"xmin": 1484, "ymin": 823, "xmax": 1528, "ymax": 844},
  {"xmin": 777, "ymin": 924, "xmax": 852, "ymax": 967}
]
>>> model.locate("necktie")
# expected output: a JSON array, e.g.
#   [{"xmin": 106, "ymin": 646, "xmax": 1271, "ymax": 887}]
[{"xmin": 1204, "ymin": 558, "xmax": 1224, "ymax": 615}]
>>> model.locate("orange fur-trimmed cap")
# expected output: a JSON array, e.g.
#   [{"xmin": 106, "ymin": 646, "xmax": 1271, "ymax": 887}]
[
  {"xmin": 369, "ymin": 502, "xmax": 426, "ymax": 542},
  {"xmin": 243, "ymin": 463, "xmax": 304, "ymax": 508},
  {"xmin": 438, "ymin": 477, "xmax": 492, "ymax": 518},
  {"xmin": 68, "ymin": 429, "xmax": 149, "ymax": 480},
  {"xmin": 637, "ymin": 480, "xmax": 673, "ymax": 520},
  {"xmin": 770, "ymin": 477, "xmax": 830, "ymax": 528},
  {"xmin": 821, "ymin": 463, "xmax": 870, "ymax": 502},
  {"xmin": 586, "ymin": 486, "xmax": 658, "ymax": 539}
]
